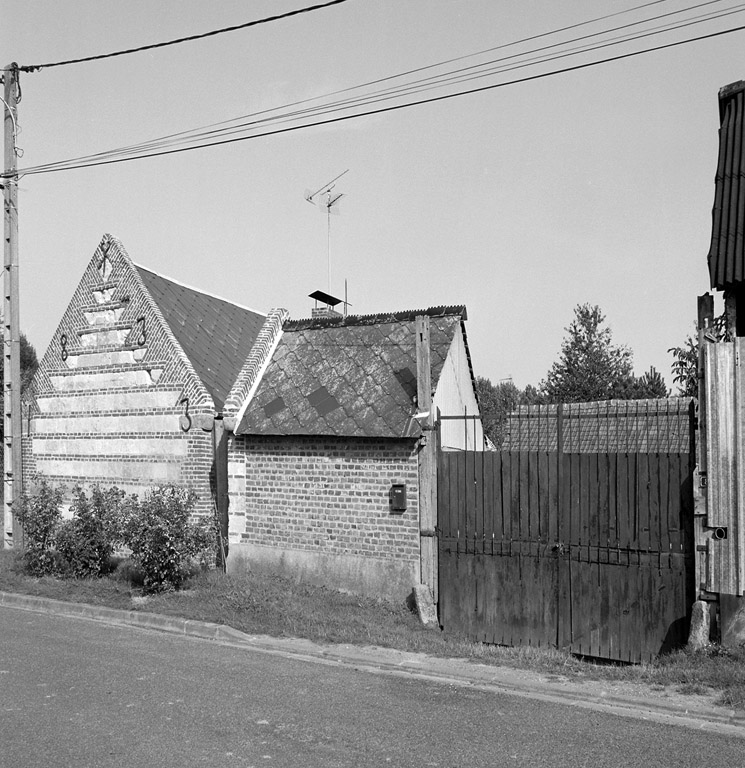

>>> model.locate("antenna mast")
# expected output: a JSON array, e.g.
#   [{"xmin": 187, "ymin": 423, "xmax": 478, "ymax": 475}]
[{"xmin": 305, "ymin": 169, "xmax": 348, "ymax": 292}]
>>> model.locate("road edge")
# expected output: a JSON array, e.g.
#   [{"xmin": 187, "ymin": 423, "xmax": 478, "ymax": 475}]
[{"xmin": 3, "ymin": 590, "xmax": 744, "ymax": 738}]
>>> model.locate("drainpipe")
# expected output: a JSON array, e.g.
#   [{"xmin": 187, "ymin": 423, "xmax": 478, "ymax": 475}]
[
  {"xmin": 200, "ymin": 413, "xmax": 229, "ymax": 571},
  {"xmin": 213, "ymin": 416, "xmax": 229, "ymax": 570}
]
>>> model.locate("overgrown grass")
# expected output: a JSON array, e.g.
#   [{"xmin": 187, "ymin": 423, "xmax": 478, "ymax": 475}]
[{"xmin": 2, "ymin": 549, "xmax": 743, "ymax": 710}]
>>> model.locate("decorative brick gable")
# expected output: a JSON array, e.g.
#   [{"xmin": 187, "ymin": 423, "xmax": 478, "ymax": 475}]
[{"xmin": 25, "ymin": 235, "xmax": 218, "ymax": 515}]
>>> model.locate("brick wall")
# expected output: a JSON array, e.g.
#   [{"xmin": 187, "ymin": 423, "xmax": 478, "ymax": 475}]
[
  {"xmin": 23, "ymin": 235, "xmax": 217, "ymax": 517},
  {"xmin": 227, "ymin": 434, "xmax": 421, "ymax": 600}
]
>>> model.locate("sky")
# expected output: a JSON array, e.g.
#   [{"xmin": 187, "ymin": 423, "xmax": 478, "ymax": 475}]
[{"xmin": 1, "ymin": 0, "xmax": 742, "ymax": 391}]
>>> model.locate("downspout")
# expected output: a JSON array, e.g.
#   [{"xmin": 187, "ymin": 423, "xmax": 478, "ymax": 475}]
[
  {"xmin": 201, "ymin": 412, "xmax": 229, "ymax": 571},
  {"xmin": 213, "ymin": 416, "xmax": 229, "ymax": 571}
]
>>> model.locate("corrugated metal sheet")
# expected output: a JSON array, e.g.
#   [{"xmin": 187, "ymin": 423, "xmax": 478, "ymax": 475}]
[
  {"xmin": 503, "ymin": 398, "xmax": 693, "ymax": 454},
  {"xmin": 708, "ymin": 80, "xmax": 745, "ymax": 290},
  {"xmin": 703, "ymin": 339, "xmax": 745, "ymax": 595}
]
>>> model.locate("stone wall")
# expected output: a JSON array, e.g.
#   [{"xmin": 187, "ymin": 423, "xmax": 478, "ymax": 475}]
[{"xmin": 227, "ymin": 434, "xmax": 421, "ymax": 602}]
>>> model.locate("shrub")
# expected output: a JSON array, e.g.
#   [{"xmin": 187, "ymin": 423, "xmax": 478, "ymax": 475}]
[
  {"xmin": 122, "ymin": 485, "xmax": 215, "ymax": 593},
  {"xmin": 53, "ymin": 485, "xmax": 127, "ymax": 578},
  {"xmin": 15, "ymin": 478, "xmax": 64, "ymax": 576}
]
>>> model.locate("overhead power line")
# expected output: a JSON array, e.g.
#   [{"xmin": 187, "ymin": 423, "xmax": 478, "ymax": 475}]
[
  {"xmin": 6, "ymin": 2, "xmax": 745, "ymax": 177},
  {"xmin": 25, "ymin": 0, "xmax": 697, "ymax": 167},
  {"xmin": 13, "ymin": 0, "xmax": 351, "ymax": 72}
]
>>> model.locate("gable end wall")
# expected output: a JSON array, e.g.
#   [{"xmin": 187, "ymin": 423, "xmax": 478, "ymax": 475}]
[{"xmin": 24, "ymin": 236, "xmax": 216, "ymax": 516}]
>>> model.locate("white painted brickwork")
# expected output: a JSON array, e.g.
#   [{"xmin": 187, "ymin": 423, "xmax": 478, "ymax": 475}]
[
  {"xmin": 36, "ymin": 390, "xmax": 181, "ymax": 413},
  {"xmin": 49, "ymin": 369, "xmax": 163, "ymax": 391},
  {"xmin": 32, "ymin": 437, "xmax": 188, "ymax": 458}
]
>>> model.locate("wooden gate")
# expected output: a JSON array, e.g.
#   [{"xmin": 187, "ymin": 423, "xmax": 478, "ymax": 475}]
[{"xmin": 437, "ymin": 400, "xmax": 695, "ymax": 663}]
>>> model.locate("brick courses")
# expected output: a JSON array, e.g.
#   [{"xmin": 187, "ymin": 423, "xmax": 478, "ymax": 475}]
[
  {"xmin": 22, "ymin": 235, "xmax": 240, "ymax": 517},
  {"xmin": 228, "ymin": 434, "xmax": 420, "ymax": 571}
]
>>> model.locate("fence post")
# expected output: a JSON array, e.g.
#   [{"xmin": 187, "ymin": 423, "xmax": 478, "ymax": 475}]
[{"xmin": 416, "ymin": 315, "xmax": 438, "ymax": 606}]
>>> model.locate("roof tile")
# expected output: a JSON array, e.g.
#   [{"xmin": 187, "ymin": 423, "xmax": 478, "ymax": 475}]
[
  {"xmin": 136, "ymin": 266, "xmax": 265, "ymax": 410},
  {"xmin": 237, "ymin": 311, "xmax": 463, "ymax": 437}
]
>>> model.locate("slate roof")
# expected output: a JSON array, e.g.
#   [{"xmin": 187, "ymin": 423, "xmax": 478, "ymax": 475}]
[
  {"xmin": 708, "ymin": 80, "xmax": 745, "ymax": 289},
  {"xmin": 502, "ymin": 398, "xmax": 693, "ymax": 454},
  {"xmin": 135, "ymin": 265, "xmax": 266, "ymax": 410},
  {"xmin": 235, "ymin": 306, "xmax": 466, "ymax": 438}
]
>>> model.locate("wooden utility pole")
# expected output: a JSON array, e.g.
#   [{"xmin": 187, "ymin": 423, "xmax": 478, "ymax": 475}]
[
  {"xmin": 415, "ymin": 315, "xmax": 438, "ymax": 602},
  {"xmin": 2, "ymin": 63, "xmax": 22, "ymax": 549}
]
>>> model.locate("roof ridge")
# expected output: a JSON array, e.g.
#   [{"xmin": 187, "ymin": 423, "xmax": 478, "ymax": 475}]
[
  {"xmin": 133, "ymin": 262, "xmax": 266, "ymax": 317},
  {"xmin": 285, "ymin": 305, "xmax": 467, "ymax": 331}
]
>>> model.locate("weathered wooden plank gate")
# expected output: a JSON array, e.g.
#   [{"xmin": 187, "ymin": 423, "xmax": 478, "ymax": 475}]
[{"xmin": 437, "ymin": 400, "xmax": 695, "ymax": 663}]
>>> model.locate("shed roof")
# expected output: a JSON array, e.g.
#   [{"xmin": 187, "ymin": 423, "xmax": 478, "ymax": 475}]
[
  {"xmin": 708, "ymin": 80, "xmax": 745, "ymax": 290},
  {"xmin": 235, "ymin": 306, "xmax": 466, "ymax": 438},
  {"xmin": 135, "ymin": 265, "xmax": 266, "ymax": 410},
  {"xmin": 503, "ymin": 398, "xmax": 693, "ymax": 453}
]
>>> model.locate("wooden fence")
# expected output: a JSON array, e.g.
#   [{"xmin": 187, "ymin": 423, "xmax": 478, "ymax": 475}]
[{"xmin": 438, "ymin": 402, "xmax": 695, "ymax": 662}]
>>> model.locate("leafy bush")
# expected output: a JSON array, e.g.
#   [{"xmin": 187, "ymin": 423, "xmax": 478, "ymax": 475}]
[
  {"xmin": 122, "ymin": 485, "xmax": 215, "ymax": 593},
  {"xmin": 15, "ymin": 479, "xmax": 213, "ymax": 590},
  {"xmin": 15, "ymin": 478, "xmax": 64, "ymax": 576},
  {"xmin": 112, "ymin": 558, "xmax": 145, "ymax": 587},
  {"xmin": 53, "ymin": 485, "xmax": 127, "ymax": 578}
]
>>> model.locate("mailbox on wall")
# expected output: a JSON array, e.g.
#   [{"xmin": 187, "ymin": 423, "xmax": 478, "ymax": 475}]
[{"xmin": 390, "ymin": 483, "xmax": 407, "ymax": 512}]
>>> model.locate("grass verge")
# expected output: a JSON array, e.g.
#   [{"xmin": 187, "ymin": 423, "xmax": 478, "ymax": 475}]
[{"xmin": 1, "ymin": 549, "xmax": 743, "ymax": 710}]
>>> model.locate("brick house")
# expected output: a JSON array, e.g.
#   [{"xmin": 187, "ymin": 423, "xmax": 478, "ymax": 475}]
[
  {"xmin": 223, "ymin": 306, "xmax": 484, "ymax": 602},
  {"xmin": 23, "ymin": 234, "xmax": 265, "ymax": 521}
]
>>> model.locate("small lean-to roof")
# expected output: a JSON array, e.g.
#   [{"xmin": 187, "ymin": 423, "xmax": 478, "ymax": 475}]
[
  {"xmin": 503, "ymin": 398, "xmax": 693, "ymax": 453},
  {"xmin": 708, "ymin": 80, "xmax": 745, "ymax": 289},
  {"xmin": 236, "ymin": 306, "xmax": 466, "ymax": 438},
  {"xmin": 135, "ymin": 265, "xmax": 266, "ymax": 410}
]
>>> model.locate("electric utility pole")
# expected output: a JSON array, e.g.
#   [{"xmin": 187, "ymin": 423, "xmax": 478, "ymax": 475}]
[{"xmin": 2, "ymin": 63, "xmax": 22, "ymax": 549}]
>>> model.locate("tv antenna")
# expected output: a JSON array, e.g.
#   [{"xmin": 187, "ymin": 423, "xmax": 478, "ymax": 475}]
[{"xmin": 305, "ymin": 169, "xmax": 348, "ymax": 292}]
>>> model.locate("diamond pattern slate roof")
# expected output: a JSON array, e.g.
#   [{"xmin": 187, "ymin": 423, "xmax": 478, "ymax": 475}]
[
  {"xmin": 135, "ymin": 266, "xmax": 266, "ymax": 410},
  {"xmin": 236, "ymin": 307, "xmax": 465, "ymax": 437}
]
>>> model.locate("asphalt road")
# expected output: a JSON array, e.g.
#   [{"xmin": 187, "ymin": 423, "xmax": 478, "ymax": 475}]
[{"xmin": 1, "ymin": 605, "xmax": 744, "ymax": 768}]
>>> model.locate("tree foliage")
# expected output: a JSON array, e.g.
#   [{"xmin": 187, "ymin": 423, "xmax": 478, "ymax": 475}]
[
  {"xmin": 476, "ymin": 377, "xmax": 543, "ymax": 447},
  {"xmin": 15, "ymin": 481, "xmax": 215, "ymax": 592},
  {"xmin": 477, "ymin": 304, "xmax": 671, "ymax": 441},
  {"xmin": 541, "ymin": 304, "xmax": 635, "ymax": 402},
  {"xmin": 540, "ymin": 304, "xmax": 668, "ymax": 402},
  {"xmin": 0, "ymin": 331, "xmax": 39, "ymax": 396},
  {"xmin": 15, "ymin": 478, "xmax": 63, "ymax": 576},
  {"xmin": 668, "ymin": 330, "xmax": 698, "ymax": 398},
  {"xmin": 122, "ymin": 485, "xmax": 215, "ymax": 593},
  {"xmin": 54, "ymin": 485, "xmax": 126, "ymax": 578}
]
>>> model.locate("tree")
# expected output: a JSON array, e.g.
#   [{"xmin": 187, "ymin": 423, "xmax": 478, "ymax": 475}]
[
  {"xmin": 667, "ymin": 313, "xmax": 729, "ymax": 398},
  {"xmin": 610, "ymin": 366, "xmax": 669, "ymax": 400},
  {"xmin": 541, "ymin": 305, "xmax": 635, "ymax": 402},
  {"xmin": 668, "ymin": 331, "xmax": 698, "ymax": 398},
  {"xmin": 0, "ymin": 332, "xmax": 39, "ymax": 436},
  {"xmin": 476, "ymin": 376, "xmax": 544, "ymax": 446},
  {"xmin": 539, "ymin": 304, "xmax": 668, "ymax": 403}
]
